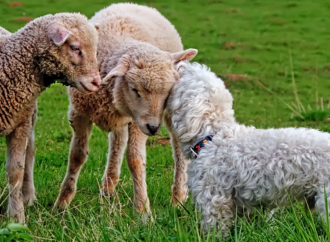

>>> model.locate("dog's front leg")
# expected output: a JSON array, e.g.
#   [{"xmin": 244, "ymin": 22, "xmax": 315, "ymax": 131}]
[
  {"xmin": 164, "ymin": 110, "xmax": 189, "ymax": 205},
  {"xmin": 200, "ymin": 196, "xmax": 236, "ymax": 237},
  {"xmin": 126, "ymin": 122, "xmax": 151, "ymax": 221}
]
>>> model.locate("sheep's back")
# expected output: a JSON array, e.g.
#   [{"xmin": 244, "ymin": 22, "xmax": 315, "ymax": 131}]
[
  {"xmin": 0, "ymin": 27, "xmax": 10, "ymax": 36},
  {"xmin": 90, "ymin": 3, "xmax": 183, "ymax": 53},
  {"xmin": 0, "ymin": 26, "xmax": 10, "ymax": 45}
]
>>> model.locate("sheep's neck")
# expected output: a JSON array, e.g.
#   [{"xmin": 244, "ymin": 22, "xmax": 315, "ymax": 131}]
[
  {"xmin": 5, "ymin": 30, "xmax": 43, "ymax": 84},
  {"xmin": 0, "ymin": 31, "xmax": 44, "ymax": 135}
]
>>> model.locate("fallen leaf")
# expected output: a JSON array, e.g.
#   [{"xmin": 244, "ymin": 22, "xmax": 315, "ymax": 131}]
[
  {"xmin": 233, "ymin": 56, "xmax": 244, "ymax": 63},
  {"xmin": 222, "ymin": 41, "xmax": 235, "ymax": 49},
  {"xmin": 14, "ymin": 17, "xmax": 33, "ymax": 23},
  {"xmin": 225, "ymin": 74, "xmax": 248, "ymax": 81},
  {"xmin": 157, "ymin": 139, "xmax": 170, "ymax": 145},
  {"xmin": 8, "ymin": 2, "xmax": 23, "ymax": 7},
  {"xmin": 266, "ymin": 17, "xmax": 285, "ymax": 26}
]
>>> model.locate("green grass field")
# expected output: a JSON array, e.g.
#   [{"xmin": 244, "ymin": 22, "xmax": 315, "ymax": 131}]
[{"xmin": 1, "ymin": 0, "xmax": 330, "ymax": 241}]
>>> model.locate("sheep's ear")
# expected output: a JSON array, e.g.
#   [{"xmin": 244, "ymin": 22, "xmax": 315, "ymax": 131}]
[
  {"xmin": 171, "ymin": 49, "xmax": 198, "ymax": 63},
  {"xmin": 47, "ymin": 23, "xmax": 72, "ymax": 46},
  {"xmin": 102, "ymin": 56, "xmax": 130, "ymax": 84},
  {"xmin": 89, "ymin": 22, "xmax": 100, "ymax": 31}
]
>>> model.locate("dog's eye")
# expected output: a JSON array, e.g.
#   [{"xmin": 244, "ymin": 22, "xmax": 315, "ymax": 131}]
[{"xmin": 132, "ymin": 88, "xmax": 141, "ymax": 98}]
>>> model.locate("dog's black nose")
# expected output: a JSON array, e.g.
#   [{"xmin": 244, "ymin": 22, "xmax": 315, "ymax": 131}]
[{"xmin": 146, "ymin": 124, "xmax": 159, "ymax": 135}]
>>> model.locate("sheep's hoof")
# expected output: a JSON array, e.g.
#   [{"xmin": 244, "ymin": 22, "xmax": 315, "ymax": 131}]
[
  {"xmin": 171, "ymin": 195, "xmax": 188, "ymax": 206},
  {"xmin": 15, "ymin": 213, "xmax": 26, "ymax": 225},
  {"xmin": 101, "ymin": 182, "xmax": 116, "ymax": 196},
  {"xmin": 141, "ymin": 211, "xmax": 154, "ymax": 224},
  {"xmin": 8, "ymin": 207, "xmax": 25, "ymax": 225},
  {"xmin": 171, "ymin": 187, "xmax": 189, "ymax": 206},
  {"xmin": 23, "ymin": 194, "xmax": 37, "ymax": 207},
  {"xmin": 54, "ymin": 198, "xmax": 71, "ymax": 210}
]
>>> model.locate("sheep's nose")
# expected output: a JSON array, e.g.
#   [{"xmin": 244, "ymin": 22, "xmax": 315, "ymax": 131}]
[
  {"xmin": 146, "ymin": 124, "xmax": 159, "ymax": 135},
  {"xmin": 91, "ymin": 74, "xmax": 101, "ymax": 88}
]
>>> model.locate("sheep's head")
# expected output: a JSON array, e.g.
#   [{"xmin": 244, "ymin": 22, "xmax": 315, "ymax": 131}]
[
  {"xmin": 102, "ymin": 47, "xmax": 197, "ymax": 136},
  {"xmin": 43, "ymin": 13, "xmax": 101, "ymax": 93}
]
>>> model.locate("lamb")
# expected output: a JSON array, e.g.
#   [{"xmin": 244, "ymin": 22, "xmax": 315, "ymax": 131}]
[
  {"xmin": 54, "ymin": 3, "xmax": 197, "ymax": 219},
  {"xmin": 166, "ymin": 62, "xmax": 330, "ymax": 236},
  {"xmin": 0, "ymin": 13, "xmax": 101, "ymax": 223}
]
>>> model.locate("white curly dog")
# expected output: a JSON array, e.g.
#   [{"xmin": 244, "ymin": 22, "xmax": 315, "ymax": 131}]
[{"xmin": 166, "ymin": 62, "xmax": 330, "ymax": 235}]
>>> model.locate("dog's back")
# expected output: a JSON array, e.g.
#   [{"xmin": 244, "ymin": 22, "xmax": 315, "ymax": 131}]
[{"xmin": 191, "ymin": 126, "xmax": 330, "ymax": 208}]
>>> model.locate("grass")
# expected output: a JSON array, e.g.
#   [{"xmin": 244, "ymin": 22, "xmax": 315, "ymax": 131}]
[{"xmin": 1, "ymin": 0, "xmax": 330, "ymax": 240}]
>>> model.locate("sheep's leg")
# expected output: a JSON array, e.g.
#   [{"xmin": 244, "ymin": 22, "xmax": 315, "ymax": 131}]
[
  {"xmin": 6, "ymin": 120, "xmax": 32, "ymax": 224},
  {"xmin": 126, "ymin": 122, "xmax": 151, "ymax": 221},
  {"xmin": 169, "ymin": 133, "xmax": 189, "ymax": 205},
  {"xmin": 22, "ymin": 103, "xmax": 37, "ymax": 206},
  {"xmin": 102, "ymin": 125, "xmax": 128, "ymax": 194},
  {"xmin": 164, "ymin": 110, "xmax": 189, "ymax": 205},
  {"xmin": 55, "ymin": 110, "xmax": 93, "ymax": 209}
]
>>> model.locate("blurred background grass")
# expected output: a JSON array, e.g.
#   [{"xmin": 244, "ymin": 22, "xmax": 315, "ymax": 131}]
[{"xmin": 1, "ymin": 0, "xmax": 330, "ymax": 241}]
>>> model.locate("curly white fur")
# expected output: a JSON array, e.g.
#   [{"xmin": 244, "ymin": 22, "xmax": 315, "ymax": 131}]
[{"xmin": 167, "ymin": 62, "xmax": 330, "ymax": 235}]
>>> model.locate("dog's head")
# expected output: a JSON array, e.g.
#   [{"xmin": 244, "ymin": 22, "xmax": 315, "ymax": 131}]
[{"xmin": 167, "ymin": 62, "xmax": 235, "ymax": 144}]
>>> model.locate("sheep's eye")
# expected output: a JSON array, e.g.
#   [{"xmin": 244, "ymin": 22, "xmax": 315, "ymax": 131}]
[
  {"xmin": 70, "ymin": 45, "xmax": 80, "ymax": 51},
  {"xmin": 132, "ymin": 88, "xmax": 141, "ymax": 98}
]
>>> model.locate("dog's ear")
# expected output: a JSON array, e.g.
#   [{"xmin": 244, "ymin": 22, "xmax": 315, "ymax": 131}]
[
  {"xmin": 171, "ymin": 49, "xmax": 198, "ymax": 64},
  {"xmin": 101, "ymin": 55, "xmax": 130, "ymax": 84}
]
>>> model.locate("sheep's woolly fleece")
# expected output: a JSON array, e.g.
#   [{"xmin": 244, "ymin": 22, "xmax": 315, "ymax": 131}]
[
  {"xmin": 0, "ymin": 13, "xmax": 100, "ymax": 224},
  {"xmin": 70, "ymin": 3, "xmax": 184, "ymax": 132},
  {"xmin": 167, "ymin": 62, "xmax": 330, "ymax": 235},
  {"xmin": 55, "ymin": 3, "xmax": 196, "ymax": 219},
  {"xmin": 0, "ymin": 26, "xmax": 10, "ymax": 36},
  {"xmin": 0, "ymin": 13, "xmax": 99, "ymax": 136}
]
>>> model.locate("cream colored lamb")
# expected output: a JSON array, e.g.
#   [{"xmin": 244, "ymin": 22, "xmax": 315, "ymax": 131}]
[
  {"xmin": 0, "ymin": 13, "xmax": 101, "ymax": 223},
  {"xmin": 55, "ymin": 3, "xmax": 197, "ymax": 219}
]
